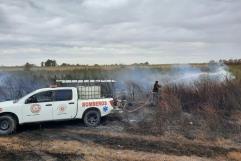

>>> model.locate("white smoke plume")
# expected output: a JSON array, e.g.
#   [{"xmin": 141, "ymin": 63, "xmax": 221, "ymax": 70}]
[
  {"xmin": 0, "ymin": 72, "xmax": 50, "ymax": 101},
  {"xmin": 115, "ymin": 63, "xmax": 234, "ymax": 97},
  {"xmin": 162, "ymin": 63, "xmax": 234, "ymax": 86}
]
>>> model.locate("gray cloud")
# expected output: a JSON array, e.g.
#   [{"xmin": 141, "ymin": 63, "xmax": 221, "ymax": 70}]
[{"xmin": 0, "ymin": 0, "xmax": 240, "ymax": 65}]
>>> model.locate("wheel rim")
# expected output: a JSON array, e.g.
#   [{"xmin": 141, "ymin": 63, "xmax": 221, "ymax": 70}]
[
  {"xmin": 87, "ymin": 113, "xmax": 98, "ymax": 125},
  {"xmin": 0, "ymin": 119, "xmax": 10, "ymax": 130}
]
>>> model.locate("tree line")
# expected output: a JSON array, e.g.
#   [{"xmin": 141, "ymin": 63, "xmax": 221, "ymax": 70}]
[
  {"xmin": 23, "ymin": 58, "xmax": 241, "ymax": 71},
  {"xmin": 218, "ymin": 59, "xmax": 241, "ymax": 65}
]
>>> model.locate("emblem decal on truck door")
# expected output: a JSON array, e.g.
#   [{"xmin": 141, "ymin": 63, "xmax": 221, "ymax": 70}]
[
  {"xmin": 30, "ymin": 104, "xmax": 41, "ymax": 113},
  {"xmin": 58, "ymin": 104, "xmax": 67, "ymax": 114}
]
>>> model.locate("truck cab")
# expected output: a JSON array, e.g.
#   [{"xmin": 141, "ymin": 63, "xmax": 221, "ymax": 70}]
[
  {"xmin": 0, "ymin": 80, "xmax": 116, "ymax": 135},
  {"xmin": 21, "ymin": 87, "xmax": 78, "ymax": 123}
]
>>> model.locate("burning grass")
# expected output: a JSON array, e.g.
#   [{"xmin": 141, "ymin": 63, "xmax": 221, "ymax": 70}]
[{"xmin": 127, "ymin": 79, "xmax": 241, "ymax": 141}]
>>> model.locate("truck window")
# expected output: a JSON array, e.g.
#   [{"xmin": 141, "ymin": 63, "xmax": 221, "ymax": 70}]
[
  {"xmin": 26, "ymin": 91, "xmax": 53, "ymax": 104},
  {"xmin": 54, "ymin": 90, "xmax": 73, "ymax": 101}
]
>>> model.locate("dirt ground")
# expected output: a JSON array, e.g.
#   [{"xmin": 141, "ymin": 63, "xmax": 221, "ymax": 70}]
[{"xmin": 0, "ymin": 116, "xmax": 241, "ymax": 161}]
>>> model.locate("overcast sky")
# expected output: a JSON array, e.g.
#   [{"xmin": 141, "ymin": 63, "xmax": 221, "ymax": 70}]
[{"xmin": 0, "ymin": 0, "xmax": 241, "ymax": 66}]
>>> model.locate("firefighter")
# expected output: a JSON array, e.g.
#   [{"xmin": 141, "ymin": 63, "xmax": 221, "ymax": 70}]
[{"xmin": 152, "ymin": 81, "xmax": 161, "ymax": 105}]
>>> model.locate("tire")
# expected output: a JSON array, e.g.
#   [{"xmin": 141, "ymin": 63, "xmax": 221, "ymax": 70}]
[
  {"xmin": 83, "ymin": 110, "xmax": 101, "ymax": 127},
  {"xmin": 0, "ymin": 115, "xmax": 17, "ymax": 135}
]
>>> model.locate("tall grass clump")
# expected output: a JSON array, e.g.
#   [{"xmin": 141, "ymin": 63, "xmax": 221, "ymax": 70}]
[
  {"xmin": 161, "ymin": 79, "xmax": 241, "ymax": 139},
  {"xmin": 133, "ymin": 79, "xmax": 241, "ymax": 140}
]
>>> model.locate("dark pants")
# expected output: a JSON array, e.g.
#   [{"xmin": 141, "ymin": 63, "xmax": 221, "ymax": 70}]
[{"xmin": 152, "ymin": 92, "xmax": 160, "ymax": 106}]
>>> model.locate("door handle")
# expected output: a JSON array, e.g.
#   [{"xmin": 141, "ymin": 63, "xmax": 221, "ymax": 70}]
[
  {"xmin": 45, "ymin": 104, "xmax": 52, "ymax": 106},
  {"xmin": 69, "ymin": 102, "xmax": 75, "ymax": 105}
]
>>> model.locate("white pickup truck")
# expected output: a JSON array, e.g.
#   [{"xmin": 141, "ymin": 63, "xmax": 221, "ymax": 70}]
[{"xmin": 0, "ymin": 87, "xmax": 115, "ymax": 135}]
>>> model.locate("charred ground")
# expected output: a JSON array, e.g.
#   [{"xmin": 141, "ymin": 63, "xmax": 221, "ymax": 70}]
[
  {"xmin": 0, "ymin": 63, "xmax": 241, "ymax": 161},
  {"xmin": 0, "ymin": 114, "xmax": 240, "ymax": 161}
]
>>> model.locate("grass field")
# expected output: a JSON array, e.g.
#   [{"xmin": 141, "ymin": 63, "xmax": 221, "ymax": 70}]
[{"xmin": 0, "ymin": 63, "xmax": 241, "ymax": 161}]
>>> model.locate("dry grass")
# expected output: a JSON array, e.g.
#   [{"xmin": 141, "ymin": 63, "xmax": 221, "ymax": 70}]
[
  {"xmin": 227, "ymin": 151, "xmax": 241, "ymax": 161},
  {"xmin": 0, "ymin": 135, "xmax": 213, "ymax": 161},
  {"xmin": 127, "ymin": 79, "xmax": 241, "ymax": 142}
]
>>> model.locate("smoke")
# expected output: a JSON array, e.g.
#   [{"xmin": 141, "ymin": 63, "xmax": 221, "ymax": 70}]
[
  {"xmin": 113, "ymin": 63, "xmax": 234, "ymax": 102},
  {"xmin": 163, "ymin": 63, "xmax": 234, "ymax": 86},
  {"xmin": 116, "ymin": 63, "xmax": 234, "ymax": 88},
  {"xmin": 0, "ymin": 73, "xmax": 9, "ymax": 86},
  {"xmin": 0, "ymin": 72, "xmax": 50, "ymax": 101}
]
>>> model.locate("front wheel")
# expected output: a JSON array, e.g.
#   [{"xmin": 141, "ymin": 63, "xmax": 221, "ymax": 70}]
[
  {"xmin": 83, "ymin": 110, "xmax": 101, "ymax": 127},
  {"xmin": 0, "ymin": 115, "xmax": 17, "ymax": 135}
]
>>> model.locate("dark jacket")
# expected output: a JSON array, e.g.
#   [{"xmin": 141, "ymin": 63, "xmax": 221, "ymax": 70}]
[{"xmin": 153, "ymin": 83, "xmax": 161, "ymax": 93}]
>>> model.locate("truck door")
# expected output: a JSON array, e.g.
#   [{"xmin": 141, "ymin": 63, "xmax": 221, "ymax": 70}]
[
  {"xmin": 52, "ymin": 89, "xmax": 77, "ymax": 120},
  {"xmin": 23, "ymin": 91, "xmax": 53, "ymax": 123}
]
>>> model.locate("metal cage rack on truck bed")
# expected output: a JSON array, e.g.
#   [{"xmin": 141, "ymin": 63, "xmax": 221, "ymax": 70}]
[{"xmin": 56, "ymin": 80, "xmax": 116, "ymax": 99}]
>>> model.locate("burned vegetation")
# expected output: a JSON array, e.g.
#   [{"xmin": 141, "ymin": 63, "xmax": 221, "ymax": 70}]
[
  {"xmin": 125, "ymin": 79, "xmax": 241, "ymax": 142},
  {"xmin": 0, "ymin": 64, "xmax": 241, "ymax": 161}
]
